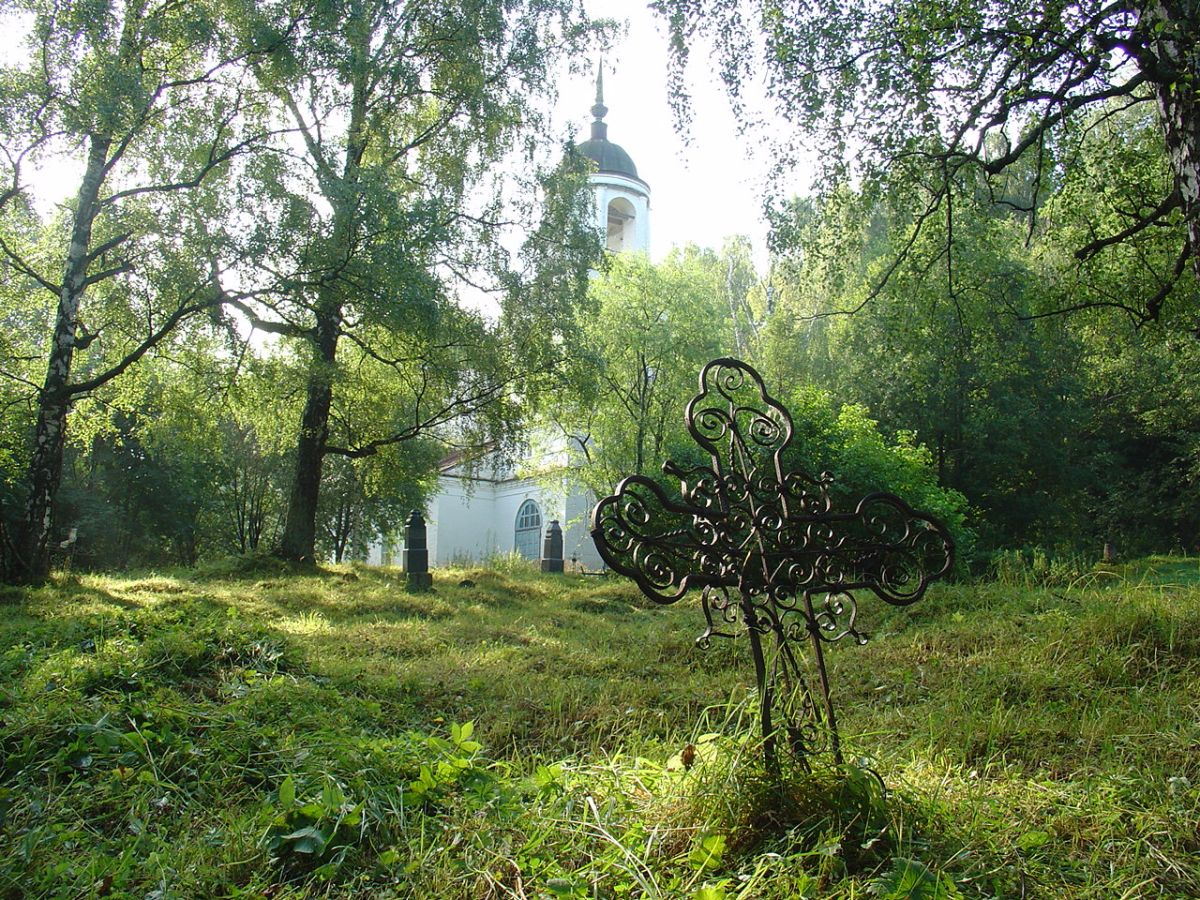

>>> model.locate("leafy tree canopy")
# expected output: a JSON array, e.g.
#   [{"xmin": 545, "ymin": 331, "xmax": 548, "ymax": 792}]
[
  {"xmin": 0, "ymin": 0, "xmax": 273, "ymax": 581},
  {"xmin": 656, "ymin": 0, "xmax": 1199, "ymax": 323},
  {"xmin": 216, "ymin": 0, "xmax": 608, "ymax": 563}
]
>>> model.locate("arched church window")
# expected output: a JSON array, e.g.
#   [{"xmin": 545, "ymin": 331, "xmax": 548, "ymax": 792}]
[
  {"xmin": 607, "ymin": 197, "xmax": 636, "ymax": 252},
  {"xmin": 514, "ymin": 500, "xmax": 542, "ymax": 560}
]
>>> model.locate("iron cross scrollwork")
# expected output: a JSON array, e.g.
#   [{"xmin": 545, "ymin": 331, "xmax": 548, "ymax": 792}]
[{"xmin": 590, "ymin": 358, "xmax": 954, "ymax": 770}]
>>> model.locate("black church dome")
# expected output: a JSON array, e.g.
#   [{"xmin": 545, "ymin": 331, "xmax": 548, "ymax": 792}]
[{"xmin": 576, "ymin": 136, "xmax": 639, "ymax": 179}]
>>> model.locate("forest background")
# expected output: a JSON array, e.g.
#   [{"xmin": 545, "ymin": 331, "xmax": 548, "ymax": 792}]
[{"xmin": 0, "ymin": 0, "xmax": 1197, "ymax": 582}]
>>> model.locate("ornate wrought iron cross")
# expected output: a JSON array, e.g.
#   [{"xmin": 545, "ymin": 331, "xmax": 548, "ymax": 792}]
[{"xmin": 590, "ymin": 358, "xmax": 954, "ymax": 770}]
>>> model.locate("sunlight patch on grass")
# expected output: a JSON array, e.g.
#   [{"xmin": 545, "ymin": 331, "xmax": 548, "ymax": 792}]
[{"xmin": 277, "ymin": 610, "xmax": 333, "ymax": 635}]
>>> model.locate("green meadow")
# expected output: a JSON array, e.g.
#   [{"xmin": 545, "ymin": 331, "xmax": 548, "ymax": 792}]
[{"xmin": 1, "ymin": 557, "xmax": 1197, "ymax": 898}]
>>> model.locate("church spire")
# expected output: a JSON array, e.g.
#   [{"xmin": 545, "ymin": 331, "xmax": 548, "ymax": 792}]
[{"xmin": 590, "ymin": 60, "xmax": 608, "ymax": 141}]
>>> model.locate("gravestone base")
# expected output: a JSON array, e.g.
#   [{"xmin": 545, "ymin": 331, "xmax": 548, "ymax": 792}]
[{"xmin": 406, "ymin": 572, "xmax": 433, "ymax": 593}]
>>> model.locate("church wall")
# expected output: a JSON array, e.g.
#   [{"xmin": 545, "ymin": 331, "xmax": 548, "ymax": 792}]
[
  {"xmin": 361, "ymin": 470, "xmax": 599, "ymax": 570},
  {"xmin": 427, "ymin": 476, "xmax": 499, "ymax": 565},
  {"xmin": 427, "ymin": 474, "xmax": 568, "ymax": 566}
]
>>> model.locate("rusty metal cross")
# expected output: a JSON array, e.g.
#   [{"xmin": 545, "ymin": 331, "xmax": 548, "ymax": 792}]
[{"xmin": 590, "ymin": 358, "xmax": 954, "ymax": 769}]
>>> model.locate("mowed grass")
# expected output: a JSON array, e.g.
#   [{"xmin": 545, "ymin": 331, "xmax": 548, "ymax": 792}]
[{"xmin": 0, "ymin": 556, "xmax": 1197, "ymax": 898}]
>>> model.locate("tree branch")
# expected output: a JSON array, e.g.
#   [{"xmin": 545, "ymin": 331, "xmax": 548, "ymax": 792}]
[
  {"xmin": 65, "ymin": 286, "xmax": 220, "ymax": 396},
  {"xmin": 802, "ymin": 186, "xmax": 948, "ymax": 320},
  {"xmin": 217, "ymin": 293, "xmax": 313, "ymax": 339},
  {"xmin": 325, "ymin": 376, "xmax": 518, "ymax": 459},
  {"xmin": 84, "ymin": 231, "xmax": 134, "ymax": 263},
  {"xmin": 0, "ymin": 235, "xmax": 61, "ymax": 294},
  {"xmin": 83, "ymin": 262, "xmax": 135, "ymax": 287},
  {"xmin": 1075, "ymin": 189, "xmax": 1182, "ymax": 261}
]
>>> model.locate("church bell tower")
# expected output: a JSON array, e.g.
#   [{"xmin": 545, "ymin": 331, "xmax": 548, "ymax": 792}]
[{"xmin": 576, "ymin": 67, "xmax": 651, "ymax": 255}]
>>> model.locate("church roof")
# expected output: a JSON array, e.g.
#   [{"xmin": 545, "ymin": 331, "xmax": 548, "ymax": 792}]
[
  {"xmin": 575, "ymin": 66, "xmax": 647, "ymax": 186},
  {"xmin": 577, "ymin": 137, "xmax": 639, "ymax": 180}
]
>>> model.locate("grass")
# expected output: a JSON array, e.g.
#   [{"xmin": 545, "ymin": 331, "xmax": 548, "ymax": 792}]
[{"xmin": 0, "ymin": 555, "xmax": 1197, "ymax": 898}]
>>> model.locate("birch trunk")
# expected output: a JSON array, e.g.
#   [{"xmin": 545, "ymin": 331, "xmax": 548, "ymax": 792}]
[
  {"xmin": 277, "ymin": 307, "xmax": 340, "ymax": 561},
  {"xmin": 276, "ymin": 53, "xmax": 369, "ymax": 563},
  {"xmin": 15, "ymin": 135, "xmax": 112, "ymax": 582},
  {"xmin": 1146, "ymin": 0, "xmax": 1200, "ymax": 277}
]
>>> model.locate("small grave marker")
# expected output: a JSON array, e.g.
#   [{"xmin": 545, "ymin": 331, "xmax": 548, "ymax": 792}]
[
  {"xmin": 541, "ymin": 520, "xmax": 564, "ymax": 573},
  {"xmin": 591, "ymin": 358, "xmax": 954, "ymax": 769},
  {"xmin": 404, "ymin": 509, "xmax": 433, "ymax": 593}
]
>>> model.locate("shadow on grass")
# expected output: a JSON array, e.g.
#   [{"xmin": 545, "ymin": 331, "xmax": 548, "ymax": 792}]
[{"xmin": 0, "ymin": 575, "xmax": 154, "ymax": 653}]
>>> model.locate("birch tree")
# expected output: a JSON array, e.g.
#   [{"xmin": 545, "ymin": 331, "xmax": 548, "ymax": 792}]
[
  {"xmin": 226, "ymin": 0, "xmax": 602, "ymax": 563},
  {"xmin": 0, "ymin": 0, "xmax": 274, "ymax": 581}
]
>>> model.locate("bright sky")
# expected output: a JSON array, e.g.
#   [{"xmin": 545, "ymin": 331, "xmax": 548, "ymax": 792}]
[
  {"xmin": 0, "ymin": 1, "xmax": 811, "ymax": 269},
  {"xmin": 560, "ymin": 0, "xmax": 810, "ymax": 264}
]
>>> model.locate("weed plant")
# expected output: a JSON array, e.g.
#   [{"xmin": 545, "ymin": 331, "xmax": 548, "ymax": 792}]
[{"xmin": 0, "ymin": 558, "xmax": 1197, "ymax": 897}]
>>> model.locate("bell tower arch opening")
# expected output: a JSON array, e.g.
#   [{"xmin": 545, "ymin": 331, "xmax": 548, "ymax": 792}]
[{"xmin": 607, "ymin": 197, "xmax": 636, "ymax": 252}]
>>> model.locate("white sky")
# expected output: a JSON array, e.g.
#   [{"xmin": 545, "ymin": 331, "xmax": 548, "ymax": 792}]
[
  {"xmin": 560, "ymin": 0, "xmax": 810, "ymax": 263},
  {"xmin": 1, "ymin": 1, "xmax": 812, "ymax": 268}
]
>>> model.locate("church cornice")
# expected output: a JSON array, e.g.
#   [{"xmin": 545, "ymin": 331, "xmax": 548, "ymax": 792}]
[{"xmin": 588, "ymin": 171, "xmax": 651, "ymax": 195}]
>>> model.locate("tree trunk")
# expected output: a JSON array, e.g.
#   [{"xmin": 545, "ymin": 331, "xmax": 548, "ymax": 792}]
[
  {"xmin": 634, "ymin": 352, "xmax": 649, "ymax": 476},
  {"xmin": 332, "ymin": 489, "xmax": 353, "ymax": 563},
  {"xmin": 1146, "ymin": 0, "xmax": 1200, "ymax": 277},
  {"xmin": 247, "ymin": 471, "xmax": 266, "ymax": 551},
  {"xmin": 276, "ymin": 56, "xmax": 369, "ymax": 563},
  {"xmin": 277, "ymin": 311, "xmax": 339, "ymax": 562},
  {"xmin": 236, "ymin": 472, "xmax": 250, "ymax": 554},
  {"xmin": 14, "ymin": 135, "xmax": 111, "ymax": 583}
]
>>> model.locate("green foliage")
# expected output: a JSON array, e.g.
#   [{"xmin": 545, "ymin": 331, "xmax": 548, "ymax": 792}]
[
  {"xmin": 990, "ymin": 548, "xmax": 1094, "ymax": 589},
  {"xmin": 1, "ymin": 0, "xmax": 1192, "ymax": 579},
  {"xmin": 0, "ymin": 0, "xmax": 612, "ymax": 575},
  {"xmin": 550, "ymin": 247, "xmax": 733, "ymax": 493},
  {"xmin": 1075, "ymin": 321, "xmax": 1200, "ymax": 556},
  {"xmin": 316, "ymin": 445, "xmax": 439, "ymax": 565},
  {"xmin": 402, "ymin": 720, "xmax": 485, "ymax": 807},
  {"xmin": 670, "ymin": 750, "xmax": 899, "ymax": 879},
  {"xmin": 657, "ymin": 0, "xmax": 1198, "ymax": 321},
  {"xmin": 228, "ymin": 0, "xmax": 609, "ymax": 562},
  {"xmin": 546, "ymin": 248, "xmax": 968, "ymax": 565},
  {"xmin": 782, "ymin": 386, "xmax": 975, "ymax": 569},
  {"xmin": 868, "ymin": 857, "xmax": 963, "ymax": 899},
  {"xmin": 265, "ymin": 774, "xmax": 364, "ymax": 872},
  {"xmin": 654, "ymin": 1, "xmax": 1197, "ymax": 560},
  {"xmin": 756, "ymin": 103, "xmax": 1200, "ymax": 557},
  {"xmin": 0, "ymin": 0, "xmax": 269, "ymax": 579},
  {"xmin": 791, "ymin": 204, "xmax": 1045, "ymax": 542}
]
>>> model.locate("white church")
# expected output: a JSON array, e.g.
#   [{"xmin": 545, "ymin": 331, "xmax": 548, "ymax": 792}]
[{"xmin": 369, "ymin": 72, "xmax": 650, "ymax": 570}]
